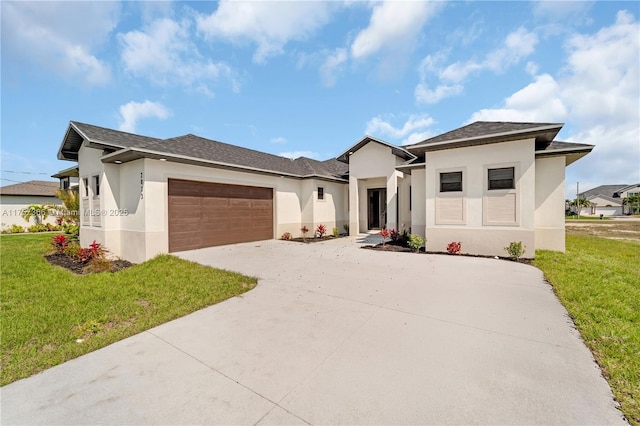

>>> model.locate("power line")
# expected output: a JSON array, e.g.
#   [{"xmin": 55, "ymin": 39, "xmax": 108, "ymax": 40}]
[{"xmin": 2, "ymin": 170, "xmax": 50, "ymax": 175}]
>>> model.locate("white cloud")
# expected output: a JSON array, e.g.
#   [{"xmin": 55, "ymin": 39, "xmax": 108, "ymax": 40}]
[
  {"xmin": 415, "ymin": 83, "xmax": 463, "ymax": 104},
  {"xmin": 196, "ymin": 1, "xmax": 335, "ymax": 63},
  {"xmin": 2, "ymin": 1, "xmax": 118, "ymax": 86},
  {"xmin": 468, "ymin": 11, "xmax": 640, "ymax": 189},
  {"xmin": 270, "ymin": 137, "xmax": 287, "ymax": 145},
  {"xmin": 469, "ymin": 74, "xmax": 567, "ymax": 122},
  {"xmin": 118, "ymin": 101, "xmax": 171, "ymax": 133},
  {"xmin": 320, "ymin": 48, "xmax": 348, "ymax": 87},
  {"xmin": 351, "ymin": 1, "xmax": 442, "ymax": 59},
  {"xmin": 279, "ymin": 151, "xmax": 320, "ymax": 160},
  {"xmin": 416, "ymin": 27, "xmax": 538, "ymax": 104},
  {"xmin": 525, "ymin": 61, "xmax": 539, "ymax": 76},
  {"xmin": 366, "ymin": 114, "xmax": 436, "ymax": 145},
  {"xmin": 119, "ymin": 18, "xmax": 237, "ymax": 94}
]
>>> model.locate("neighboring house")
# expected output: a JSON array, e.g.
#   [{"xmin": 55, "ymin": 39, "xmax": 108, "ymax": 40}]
[
  {"xmin": 52, "ymin": 166, "xmax": 79, "ymax": 191},
  {"xmin": 614, "ymin": 184, "xmax": 640, "ymax": 215},
  {"xmin": 55, "ymin": 121, "xmax": 593, "ymax": 262},
  {"xmin": 576, "ymin": 184, "xmax": 635, "ymax": 216},
  {"xmin": 0, "ymin": 180, "xmax": 62, "ymax": 228}
]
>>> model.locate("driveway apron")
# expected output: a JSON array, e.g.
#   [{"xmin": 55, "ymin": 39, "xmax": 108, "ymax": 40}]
[{"xmin": 1, "ymin": 237, "xmax": 626, "ymax": 425}]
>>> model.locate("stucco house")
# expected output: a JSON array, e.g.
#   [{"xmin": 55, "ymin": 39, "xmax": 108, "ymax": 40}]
[
  {"xmin": 0, "ymin": 180, "xmax": 62, "ymax": 229},
  {"xmin": 577, "ymin": 183, "xmax": 640, "ymax": 216},
  {"xmin": 55, "ymin": 121, "xmax": 593, "ymax": 262}
]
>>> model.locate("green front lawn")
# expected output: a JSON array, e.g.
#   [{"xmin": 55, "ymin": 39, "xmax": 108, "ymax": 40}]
[
  {"xmin": 534, "ymin": 235, "xmax": 640, "ymax": 425},
  {"xmin": 1, "ymin": 233, "xmax": 257, "ymax": 386}
]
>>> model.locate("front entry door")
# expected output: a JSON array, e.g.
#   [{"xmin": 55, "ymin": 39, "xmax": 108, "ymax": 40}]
[{"xmin": 367, "ymin": 188, "xmax": 387, "ymax": 229}]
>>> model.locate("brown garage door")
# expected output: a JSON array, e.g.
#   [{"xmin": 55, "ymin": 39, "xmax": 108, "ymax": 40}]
[{"xmin": 168, "ymin": 179, "xmax": 273, "ymax": 252}]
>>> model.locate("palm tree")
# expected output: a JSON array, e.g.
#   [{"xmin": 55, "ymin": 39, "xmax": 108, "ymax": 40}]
[
  {"xmin": 623, "ymin": 194, "xmax": 640, "ymax": 215},
  {"xmin": 55, "ymin": 189, "xmax": 79, "ymax": 225},
  {"xmin": 21, "ymin": 204, "xmax": 53, "ymax": 225},
  {"xmin": 572, "ymin": 197, "xmax": 590, "ymax": 218}
]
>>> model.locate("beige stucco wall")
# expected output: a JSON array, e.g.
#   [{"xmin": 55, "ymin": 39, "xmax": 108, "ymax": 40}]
[
  {"xmin": 534, "ymin": 156, "xmax": 565, "ymax": 251},
  {"xmin": 410, "ymin": 168, "xmax": 426, "ymax": 237},
  {"xmin": 77, "ymin": 146, "xmax": 347, "ymax": 262},
  {"xmin": 424, "ymin": 139, "xmax": 536, "ymax": 258},
  {"xmin": 348, "ymin": 142, "xmax": 403, "ymax": 233},
  {"xmin": 0, "ymin": 195, "xmax": 61, "ymax": 229}
]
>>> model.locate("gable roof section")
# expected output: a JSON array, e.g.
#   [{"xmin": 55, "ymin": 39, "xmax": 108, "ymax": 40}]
[
  {"xmin": 336, "ymin": 135, "xmax": 416, "ymax": 164},
  {"xmin": 613, "ymin": 183, "xmax": 640, "ymax": 195},
  {"xmin": 579, "ymin": 184, "xmax": 630, "ymax": 199},
  {"xmin": 585, "ymin": 193, "xmax": 623, "ymax": 206},
  {"xmin": 406, "ymin": 121, "xmax": 564, "ymax": 153},
  {"xmin": 58, "ymin": 121, "xmax": 161, "ymax": 161},
  {"xmin": 0, "ymin": 180, "xmax": 59, "ymax": 197}
]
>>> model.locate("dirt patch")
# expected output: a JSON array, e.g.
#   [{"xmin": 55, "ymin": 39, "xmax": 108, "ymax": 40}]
[
  {"xmin": 286, "ymin": 235, "xmax": 348, "ymax": 243},
  {"xmin": 44, "ymin": 253, "xmax": 134, "ymax": 274},
  {"xmin": 565, "ymin": 219, "xmax": 640, "ymax": 242}
]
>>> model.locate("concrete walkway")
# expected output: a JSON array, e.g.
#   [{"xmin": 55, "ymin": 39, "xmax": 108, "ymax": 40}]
[{"xmin": 1, "ymin": 237, "xmax": 626, "ymax": 425}]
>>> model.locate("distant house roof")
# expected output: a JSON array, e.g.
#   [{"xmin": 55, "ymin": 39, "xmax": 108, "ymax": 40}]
[
  {"xmin": 0, "ymin": 180, "xmax": 59, "ymax": 197},
  {"xmin": 58, "ymin": 122, "xmax": 348, "ymax": 182},
  {"xmin": 579, "ymin": 184, "xmax": 630, "ymax": 199},
  {"xmin": 613, "ymin": 183, "xmax": 640, "ymax": 196}
]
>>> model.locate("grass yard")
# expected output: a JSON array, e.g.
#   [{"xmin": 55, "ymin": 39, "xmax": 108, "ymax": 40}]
[
  {"xmin": 534, "ymin": 235, "xmax": 640, "ymax": 425},
  {"xmin": 1, "ymin": 233, "xmax": 257, "ymax": 386}
]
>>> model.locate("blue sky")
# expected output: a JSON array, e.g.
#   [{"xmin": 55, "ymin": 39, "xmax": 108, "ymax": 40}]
[{"xmin": 2, "ymin": 1, "xmax": 639, "ymax": 196}]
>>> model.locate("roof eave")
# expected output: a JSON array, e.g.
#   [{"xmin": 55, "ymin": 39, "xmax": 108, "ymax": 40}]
[
  {"xmin": 101, "ymin": 148, "xmax": 348, "ymax": 183},
  {"xmin": 535, "ymin": 146, "xmax": 594, "ymax": 166},
  {"xmin": 337, "ymin": 135, "xmax": 417, "ymax": 164},
  {"xmin": 408, "ymin": 124, "xmax": 563, "ymax": 153}
]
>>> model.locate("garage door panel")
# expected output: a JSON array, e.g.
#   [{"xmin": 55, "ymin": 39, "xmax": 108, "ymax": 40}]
[{"xmin": 168, "ymin": 179, "xmax": 273, "ymax": 252}]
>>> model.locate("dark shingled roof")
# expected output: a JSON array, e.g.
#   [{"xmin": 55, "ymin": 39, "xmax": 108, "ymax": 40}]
[
  {"xmin": 0, "ymin": 180, "xmax": 59, "ymax": 197},
  {"xmin": 540, "ymin": 140, "xmax": 595, "ymax": 151},
  {"xmin": 579, "ymin": 184, "xmax": 630, "ymax": 199},
  {"xmin": 404, "ymin": 121, "xmax": 565, "ymax": 154},
  {"xmin": 60, "ymin": 123, "xmax": 348, "ymax": 180},
  {"xmin": 72, "ymin": 121, "xmax": 161, "ymax": 148}
]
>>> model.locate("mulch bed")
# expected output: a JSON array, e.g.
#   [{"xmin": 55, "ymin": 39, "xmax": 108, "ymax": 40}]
[
  {"xmin": 287, "ymin": 235, "xmax": 348, "ymax": 243},
  {"xmin": 44, "ymin": 253, "xmax": 134, "ymax": 274},
  {"xmin": 362, "ymin": 243, "xmax": 532, "ymax": 264}
]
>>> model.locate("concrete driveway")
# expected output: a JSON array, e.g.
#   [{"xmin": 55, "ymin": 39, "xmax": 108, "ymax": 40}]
[{"xmin": 2, "ymin": 237, "xmax": 625, "ymax": 425}]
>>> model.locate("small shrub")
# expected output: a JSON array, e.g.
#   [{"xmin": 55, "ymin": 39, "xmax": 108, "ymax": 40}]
[
  {"xmin": 504, "ymin": 241, "xmax": 526, "ymax": 260},
  {"xmin": 51, "ymin": 234, "xmax": 70, "ymax": 254},
  {"xmin": 446, "ymin": 241, "xmax": 462, "ymax": 255},
  {"xmin": 316, "ymin": 224, "xmax": 327, "ymax": 238},
  {"xmin": 64, "ymin": 243, "xmax": 81, "ymax": 258},
  {"xmin": 1, "ymin": 224, "xmax": 24, "ymax": 234},
  {"xmin": 62, "ymin": 223, "xmax": 79, "ymax": 240},
  {"xmin": 27, "ymin": 224, "xmax": 48, "ymax": 233},
  {"xmin": 84, "ymin": 257, "xmax": 112, "ymax": 274},
  {"xmin": 379, "ymin": 228, "xmax": 390, "ymax": 246},
  {"xmin": 281, "ymin": 232, "xmax": 292, "ymax": 241},
  {"xmin": 407, "ymin": 234, "xmax": 424, "ymax": 252},
  {"xmin": 301, "ymin": 226, "xmax": 309, "ymax": 241},
  {"xmin": 332, "ymin": 227, "xmax": 339, "ymax": 238},
  {"xmin": 76, "ymin": 240, "xmax": 106, "ymax": 264},
  {"xmin": 389, "ymin": 229, "xmax": 400, "ymax": 243},
  {"xmin": 400, "ymin": 229, "xmax": 410, "ymax": 247},
  {"xmin": 343, "ymin": 224, "xmax": 349, "ymax": 234}
]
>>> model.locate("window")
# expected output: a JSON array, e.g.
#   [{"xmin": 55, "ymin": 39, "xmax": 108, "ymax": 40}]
[
  {"xmin": 488, "ymin": 167, "xmax": 514, "ymax": 190},
  {"xmin": 317, "ymin": 187, "xmax": 324, "ymax": 200},
  {"xmin": 83, "ymin": 178, "xmax": 89, "ymax": 197},
  {"xmin": 440, "ymin": 172, "xmax": 462, "ymax": 192},
  {"xmin": 93, "ymin": 175, "xmax": 100, "ymax": 196}
]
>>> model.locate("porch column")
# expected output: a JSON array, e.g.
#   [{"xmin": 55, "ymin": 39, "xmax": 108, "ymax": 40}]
[
  {"xmin": 349, "ymin": 175, "xmax": 359, "ymax": 236},
  {"xmin": 386, "ymin": 171, "xmax": 398, "ymax": 230}
]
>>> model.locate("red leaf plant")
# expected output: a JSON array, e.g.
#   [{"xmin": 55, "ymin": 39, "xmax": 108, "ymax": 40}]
[
  {"xmin": 446, "ymin": 241, "xmax": 462, "ymax": 255},
  {"xmin": 316, "ymin": 224, "xmax": 327, "ymax": 238},
  {"xmin": 379, "ymin": 228, "xmax": 391, "ymax": 246},
  {"xmin": 51, "ymin": 234, "xmax": 69, "ymax": 254}
]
